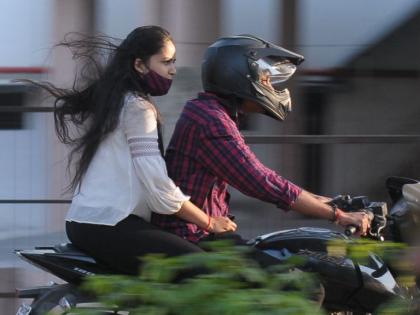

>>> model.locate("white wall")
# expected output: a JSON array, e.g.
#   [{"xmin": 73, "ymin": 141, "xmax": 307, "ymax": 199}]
[
  {"xmin": 299, "ymin": 0, "xmax": 420, "ymax": 68},
  {"xmin": 0, "ymin": 0, "xmax": 54, "ymax": 239},
  {"xmin": 0, "ymin": 0, "xmax": 53, "ymax": 67},
  {"xmin": 0, "ymin": 0, "xmax": 92, "ymax": 241},
  {"xmin": 0, "ymin": 112, "xmax": 53, "ymax": 239}
]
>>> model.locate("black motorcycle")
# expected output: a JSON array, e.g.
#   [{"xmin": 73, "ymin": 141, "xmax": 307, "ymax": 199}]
[{"xmin": 15, "ymin": 176, "xmax": 420, "ymax": 315}]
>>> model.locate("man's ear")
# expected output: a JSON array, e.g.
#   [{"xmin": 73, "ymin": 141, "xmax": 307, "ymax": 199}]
[{"xmin": 134, "ymin": 58, "xmax": 147, "ymax": 74}]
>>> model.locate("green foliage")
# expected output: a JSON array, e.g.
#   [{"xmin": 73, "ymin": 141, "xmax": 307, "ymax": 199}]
[
  {"xmin": 376, "ymin": 296, "xmax": 420, "ymax": 315},
  {"xmin": 327, "ymin": 238, "xmax": 420, "ymax": 314},
  {"xmin": 72, "ymin": 241, "xmax": 325, "ymax": 315},
  {"xmin": 64, "ymin": 240, "xmax": 420, "ymax": 314},
  {"xmin": 328, "ymin": 238, "xmax": 415, "ymax": 287}
]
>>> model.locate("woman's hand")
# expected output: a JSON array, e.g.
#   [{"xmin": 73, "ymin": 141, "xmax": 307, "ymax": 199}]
[
  {"xmin": 337, "ymin": 210, "xmax": 371, "ymax": 236},
  {"xmin": 208, "ymin": 216, "xmax": 237, "ymax": 234},
  {"xmin": 175, "ymin": 201, "xmax": 237, "ymax": 233}
]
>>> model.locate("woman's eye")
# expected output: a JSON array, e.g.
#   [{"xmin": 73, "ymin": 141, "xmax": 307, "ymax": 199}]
[{"xmin": 163, "ymin": 59, "xmax": 176, "ymax": 65}]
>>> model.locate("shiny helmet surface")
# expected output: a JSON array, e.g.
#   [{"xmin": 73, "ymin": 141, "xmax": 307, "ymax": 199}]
[{"xmin": 202, "ymin": 34, "xmax": 304, "ymax": 120}]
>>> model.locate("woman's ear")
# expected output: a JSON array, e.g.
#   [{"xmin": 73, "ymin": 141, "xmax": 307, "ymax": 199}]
[{"xmin": 134, "ymin": 58, "xmax": 147, "ymax": 74}]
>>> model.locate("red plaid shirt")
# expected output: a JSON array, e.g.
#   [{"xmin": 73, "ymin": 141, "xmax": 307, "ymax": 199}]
[{"xmin": 151, "ymin": 93, "xmax": 302, "ymax": 242}]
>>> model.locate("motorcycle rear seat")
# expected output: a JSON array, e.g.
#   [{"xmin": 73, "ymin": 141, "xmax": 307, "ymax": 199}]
[{"xmin": 54, "ymin": 243, "xmax": 88, "ymax": 256}]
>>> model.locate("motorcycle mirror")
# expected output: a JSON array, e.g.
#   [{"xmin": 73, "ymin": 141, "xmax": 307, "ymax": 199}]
[{"xmin": 403, "ymin": 182, "xmax": 420, "ymax": 213}]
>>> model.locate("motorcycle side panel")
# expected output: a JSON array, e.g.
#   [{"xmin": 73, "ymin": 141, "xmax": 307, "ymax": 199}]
[{"xmin": 252, "ymin": 227, "xmax": 400, "ymax": 313}]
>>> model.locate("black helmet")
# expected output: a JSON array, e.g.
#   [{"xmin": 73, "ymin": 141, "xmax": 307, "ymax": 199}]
[{"xmin": 202, "ymin": 35, "xmax": 304, "ymax": 121}]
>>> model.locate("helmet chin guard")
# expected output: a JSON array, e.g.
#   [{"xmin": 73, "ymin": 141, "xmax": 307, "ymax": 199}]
[{"xmin": 202, "ymin": 34, "xmax": 304, "ymax": 121}]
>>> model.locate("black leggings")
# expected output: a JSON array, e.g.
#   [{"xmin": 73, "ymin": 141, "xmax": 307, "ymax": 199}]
[
  {"xmin": 67, "ymin": 216, "xmax": 279, "ymax": 273},
  {"xmin": 66, "ymin": 215, "xmax": 204, "ymax": 275}
]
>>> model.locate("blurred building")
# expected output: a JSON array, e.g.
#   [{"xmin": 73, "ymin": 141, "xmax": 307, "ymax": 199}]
[{"xmin": 1, "ymin": 0, "xmax": 420, "ymax": 311}]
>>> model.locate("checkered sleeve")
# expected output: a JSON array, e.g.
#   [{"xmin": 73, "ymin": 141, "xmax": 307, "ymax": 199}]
[{"xmin": 198, "ymin": 117, "xmax": 302, "ymax": 210}]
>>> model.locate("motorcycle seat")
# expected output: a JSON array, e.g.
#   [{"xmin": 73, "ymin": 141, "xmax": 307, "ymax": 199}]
[{"xmin": 54, "ymin": 243, "xmax": 88, "ymax": 256}]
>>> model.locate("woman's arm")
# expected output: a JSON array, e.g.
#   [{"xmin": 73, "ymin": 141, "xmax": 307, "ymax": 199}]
[{"xmin": 122, "ymin": 96, "xmax": 236, "ymax": 234}]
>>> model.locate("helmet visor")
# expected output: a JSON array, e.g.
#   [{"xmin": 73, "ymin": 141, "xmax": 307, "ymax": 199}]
[{"xmin": 255, "ymin": 58, "xmax": 296, "ymax": 87}]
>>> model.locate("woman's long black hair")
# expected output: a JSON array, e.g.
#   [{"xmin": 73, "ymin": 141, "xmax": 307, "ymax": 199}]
[{"xmin": 32, "ymin": 26, "xmax": 172, "ymax": 192}]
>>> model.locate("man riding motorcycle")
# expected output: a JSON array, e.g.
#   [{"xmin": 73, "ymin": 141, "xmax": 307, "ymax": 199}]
[{"xmin": 152, "ymin": 34, "xmax": 370, "ymax": 244}]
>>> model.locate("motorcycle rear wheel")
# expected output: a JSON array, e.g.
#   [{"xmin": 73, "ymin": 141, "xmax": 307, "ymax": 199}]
[
  {"xmin": 21, "ymin": 283, "xmax": 125, "ymax": 315},
  {"xmin": 24, "ymin": 284, "xmax": 80, "ymax": 314}
]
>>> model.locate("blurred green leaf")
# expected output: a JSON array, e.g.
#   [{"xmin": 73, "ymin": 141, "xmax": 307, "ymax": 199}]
[
  {"xmin": 69, "ymin": 240, "xmax": 420, "ymax": 315},
  {"xmin": 72, "ymin": 241, "xmax": 325, "ymax": 315}
]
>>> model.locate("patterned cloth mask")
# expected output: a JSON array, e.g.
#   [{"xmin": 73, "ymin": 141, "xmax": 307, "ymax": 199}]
[{"xmin": 140, "ymin": 69, "xmax": 173, "ymax": 96}]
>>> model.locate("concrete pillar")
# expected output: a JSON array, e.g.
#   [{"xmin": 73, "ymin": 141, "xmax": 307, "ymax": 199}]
[
  {"xmin": 0, "ymin": 267, "xmax": 19, "ymax": 314},
  {"xmin": 95, "ymin": 0, "xmax": 162, "ymax": 38},
  {"xmin": 160, "ymin": 0, "xmax": 221, "ymax": 67},
  {"xmin": 282, "ymin": 0, "xmax": 326, "ymax": 193},
  {"xmin": 47, "ymin": 0, "xmax": 96, "ymax": 231},
  {"xmin": 281, "ymin": 0, "xmax": 298, "ymax": 48},
  {"xmin": 277, "ymin": 0, "xmax": 309, "ymax": 191}
]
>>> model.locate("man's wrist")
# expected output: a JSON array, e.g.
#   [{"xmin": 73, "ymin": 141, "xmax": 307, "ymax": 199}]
[{"xmin": 328, "ymin": 204, "xmax": 338, "ymax": 223}]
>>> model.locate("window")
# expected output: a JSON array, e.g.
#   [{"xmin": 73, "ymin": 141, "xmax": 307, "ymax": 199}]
[{"xmin": 0, "ymin": 85, "xmax": 26, "ymax": 129}]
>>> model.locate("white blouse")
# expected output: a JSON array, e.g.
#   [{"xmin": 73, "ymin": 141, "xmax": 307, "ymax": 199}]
[{"xmin": 66, "ymin": 92, "xmax": 190, "ymax": 225}]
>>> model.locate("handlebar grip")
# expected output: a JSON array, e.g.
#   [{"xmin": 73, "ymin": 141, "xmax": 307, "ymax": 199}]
[{"xmin": 344, "ymin": 225, "xmax": 357, "ymax": 236}]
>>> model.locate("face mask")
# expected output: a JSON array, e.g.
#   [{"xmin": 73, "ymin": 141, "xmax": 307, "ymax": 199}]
[{"xmin": 140, "ymin": 69, "xmax": 173, "ymax": 96}]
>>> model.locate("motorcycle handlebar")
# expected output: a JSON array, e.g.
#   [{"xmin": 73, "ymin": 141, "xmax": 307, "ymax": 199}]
[
  {"xmin": 330, "ymin": 195, "xmax": 388, "ymax": 240},
  {"xmin": 344, "ymin": 225, "xmax": 358, "ymax": 236},
  {"xmin": 341, "ymin": 210, "xmax": 374, "ymax": 237},
  {"xmin": 343, "ymin": 211, "xmax": 384, "ymax": 240}
]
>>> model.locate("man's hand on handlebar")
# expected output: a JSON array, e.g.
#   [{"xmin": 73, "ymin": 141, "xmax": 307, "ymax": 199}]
[{"xmin": 336, "ymin": 210, "xmax": 372, "ymax": 236}]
